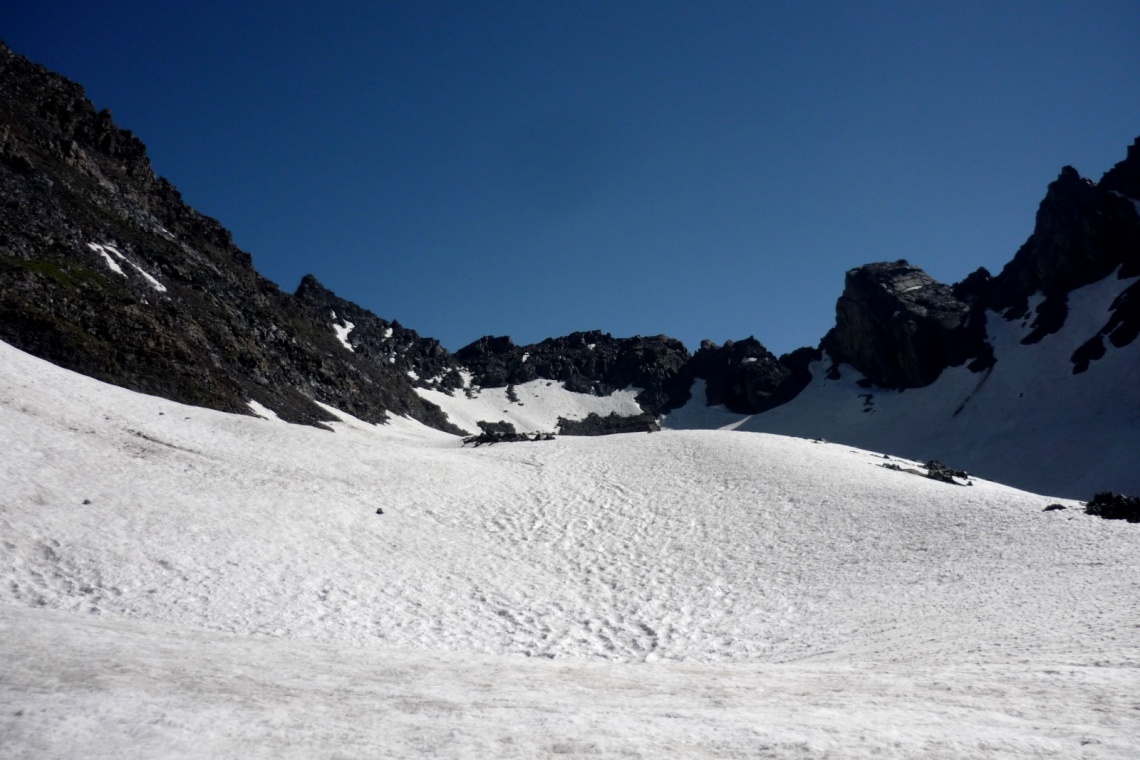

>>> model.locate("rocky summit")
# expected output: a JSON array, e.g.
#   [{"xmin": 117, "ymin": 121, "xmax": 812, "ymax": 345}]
[
  {"xmin": 820, "ymin": 260, "xmax": 984, "ymax": 390},
  {"xmin": 1, "ymin": 39, "xmax": 1139, "ymax": 482}
]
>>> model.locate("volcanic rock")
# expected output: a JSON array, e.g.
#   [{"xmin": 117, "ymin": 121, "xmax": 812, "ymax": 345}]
[{"xmin": 820, "ymin": 260, "xmax": 985, "ymax": 388}]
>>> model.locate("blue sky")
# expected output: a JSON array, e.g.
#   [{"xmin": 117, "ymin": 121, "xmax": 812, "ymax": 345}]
[{"xmin": 7, "ymin": 1, "xmax": 1140, "ymax": 354}]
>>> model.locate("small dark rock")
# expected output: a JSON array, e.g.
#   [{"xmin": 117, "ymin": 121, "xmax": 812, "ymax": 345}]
[
  {"xmin": 880, "ymin": 459, "xmax": 970, "ymax": 486},
  {"xmin": 82, "ymin": 498, "xmax": 91, "ymax": 505},
  {"xmin": 1043, "ymin": 504, "xmax": 1067, "ymax": 512},
  {"xmin": 925, "ymin": 460, "xmax": 970, "ymax": 484},
  {"xmin": 462, "ymin": 419, "xmax": 542, "ymax": 446},
  {"xmin": 375, "ymin": 508, "xmax": 383, "ymax": 515}
]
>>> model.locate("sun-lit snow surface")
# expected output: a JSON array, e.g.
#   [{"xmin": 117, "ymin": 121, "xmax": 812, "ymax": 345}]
[
  {"xmin": 669, "ymin": 272, "xmax": 1140, "ymax": 499},
  {"xmin": 2, "ymin": 339, "xmax": 1139, "ymax": 758},
  {"xmin": 416, "ymin": 378, "xmax": 643, "ymax": 434}
]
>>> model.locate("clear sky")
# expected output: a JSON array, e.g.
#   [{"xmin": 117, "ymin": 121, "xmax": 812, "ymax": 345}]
[{"xmin": 7, "ymin": 1, "xmax": 1140, "ymax": 354}]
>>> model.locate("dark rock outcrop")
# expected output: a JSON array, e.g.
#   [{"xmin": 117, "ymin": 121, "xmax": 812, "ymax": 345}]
[
  {"xmin": 819, "ymin": 140, "xmax": 1140, "ymax": 389},
  {"xmin": 686, "ymin": 337, "xmax": 816, "ymax": 414},
  {"xmin": 820, "ymin": 260, "xmax": 986, "ymax": 388},
  {"xmin": 1084, "ymin": 492, "xmax": 1140, "ymax": 523},
  {"xmin": 0, "ymin": 41, "xmax": 460, "ymax": 432},
  {"xmin": 880, "ymin": 459, "xmax": 971, "ymax": 486},
  {"xmin": 557, "ymin": 412, "xmax": 660, "ymax": 436},
  {"xmin": 986, "ymin": 165, "xmax": 1140, "ymax": 345},
  {"xmin": 923, "ymin": 460, "xmax": 971, "ymax": 485},
  {"xmin": 1099, "ymin": 136, "xmax": 1140, "ymax": 200},
  {"xmin": 462, "ymin": 420, "xmax": 552, "ymax": 446},
  {"xmin": 1062, "ymin": 144, "xmax": 1140, "ymax": 372},
  {"xmin": 455, "ymin": 330, "xmax": 692, "ymax": 415}
]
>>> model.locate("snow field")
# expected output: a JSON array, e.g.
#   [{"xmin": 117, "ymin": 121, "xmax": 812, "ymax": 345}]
[
  {"xmin": 672, "ymin": 272, "xmax": 1140, "ymax": 498},
  {"xmin": 416, "ymin": 377, "xmax": 643, "ymax": 435},
  {"xmin": 2, "ymin": 339, "xmax": 1139, "ymax": 757},
  {"xmin": 3, "ymin": 604, "xmax": 1137, "ymax": 759}
]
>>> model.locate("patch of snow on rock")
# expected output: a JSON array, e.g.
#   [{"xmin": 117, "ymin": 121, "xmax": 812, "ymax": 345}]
[
  {"xmin": 87, "ymin": 242, "xmax": 167, "ymax": 292},
  {"xmin": 329, "ymin": 312, "xmax": 354, "ymax": 352},
  {"xmin": 87, "ymin": 242, "xmax": 124, "ymax": 276}
]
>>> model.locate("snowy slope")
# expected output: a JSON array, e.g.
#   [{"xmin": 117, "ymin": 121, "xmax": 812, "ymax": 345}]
[
  {"xmin": 2, "ymin": 338, "xmax": 1139, "ymax": 758},
  {"xmin": 415, "ymin": 377, "xmax": 643, "ymax": 435},
  {"xmin": 669, "ymin": 272, "xmax": 1140, "ymax": 499}
]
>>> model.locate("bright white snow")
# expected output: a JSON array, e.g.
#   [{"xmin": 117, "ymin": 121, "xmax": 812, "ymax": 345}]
[
  {"xmin": 246, "ymin": 399, "xmax": 280, "ymax": 421},
  {"xmin": 330, "ymin": 311, "xmax": 354, "ymax": 352},
  {"xmin": 416, "ymin": 379, "xmax": 643, "ymax": 434},
  {"xmin": 87, "ymin": 242, "xmax": 124, "ymax": 276},
  {"xmin": 669, "ymin": 273, "xmax": 1140, "ymax": 498},
  {"xmin": 86, "ymin": 242, "xmax": 168, "ymax": 292},
  {"xmin": 1, "ymin": 338, "xmax": 1138, "ymax": 758}
]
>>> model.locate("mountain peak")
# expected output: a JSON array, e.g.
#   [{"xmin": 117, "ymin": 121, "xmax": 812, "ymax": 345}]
[
  {"xmin": 820, "ymin": 260, "xmax": 980, "ymax": 389},
  {"xmin": 1099, "ymin": 135, "xmax": 1140, "ymax": 198}
]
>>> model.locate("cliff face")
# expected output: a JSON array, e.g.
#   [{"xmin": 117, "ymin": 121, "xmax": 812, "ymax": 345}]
[
  {"xmin": 0, "ymin": 41, "xmax": 462, "ymax": 432},
  {"xmin": 818, "ymin": 143, "xmax": 1140, "ymax": 389},
  {"xmin": 819, "ymin": 261, "xmax": 984, "ymax": 389},
  {"xmin": 986, "ymin": 165, "xmax": 1140, "ymax": 345}
]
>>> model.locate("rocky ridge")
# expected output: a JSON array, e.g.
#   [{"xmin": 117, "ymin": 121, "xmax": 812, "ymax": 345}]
[
  {"xmin": 454, "ymin": 331, "xmax": 691, "ymax": 415},
  {"xmin": 818, "ymin": 150, "xmax": 1140, "ymax": 389},
  {"xmin": 0, "ymin": 40, "xmax": 461, "ymax": 432},
  {"xmin": 1, "ymin": 40, "xmax": 1138, "ymax": 437},
  {"xmin": 294, "ymin": 274, "xmax": 465, "ymax": 394}
]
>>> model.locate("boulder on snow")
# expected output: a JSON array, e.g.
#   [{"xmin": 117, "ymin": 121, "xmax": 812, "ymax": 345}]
[
  {"xmin": 462, "ymin": 420, "xmax": 552, "ymax": 446},
  {"xmin": 1084, "ymin": 492, "xmax": 1140, "ymax": 523},
  {"xmin": 880, "ymin": 459, "xmax": 971, "ymax": 486}
]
